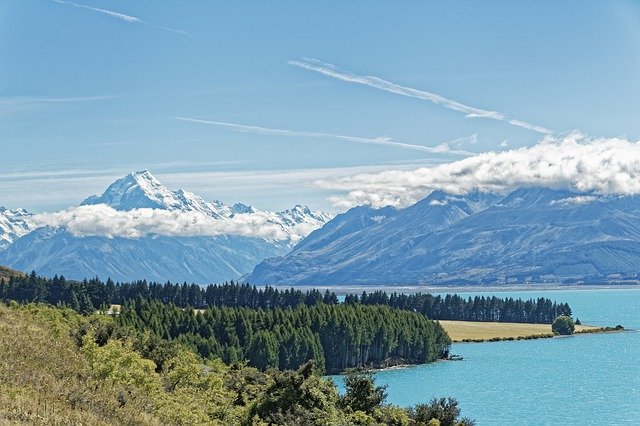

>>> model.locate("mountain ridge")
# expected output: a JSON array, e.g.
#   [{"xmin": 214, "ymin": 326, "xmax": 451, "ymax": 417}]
[{"xmin": 247, "ymin": 187, "xmax": 640, "ymax": 285}]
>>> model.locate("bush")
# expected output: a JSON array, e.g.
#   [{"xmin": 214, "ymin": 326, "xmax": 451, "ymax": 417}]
[
  {"xmin": 552, "ymin": 316, "xmax": 575, "ymax": 335},
  {"xmin": 340, "ymin": 370, "xmax": 387, "ymax": 414},
  {"xmin": 412, "ymin": 397, "xmax": 460, "ymax": 426}
]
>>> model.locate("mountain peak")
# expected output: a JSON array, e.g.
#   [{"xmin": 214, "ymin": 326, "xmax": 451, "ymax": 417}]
[
  {"xmin": 125, "ymin": 170, "xmax": 165, "ymax": 190},
  {"xmin": 80, "ymin": 170, "xmax": 230, "ymax": 217},
  {"xmin": 81, "ymin": 170, "xmax": 179, "ymax": 211},
  {"xmin": 132, "ymin": 169, "xmax": 152, "ymax": 177},
  {"xmin": 232, "ymin": 203, "xmax": 258, "ymax": 215},
  {"xmin": 291, "ymin": 204, "xmax": 312, "ymax": 215}
]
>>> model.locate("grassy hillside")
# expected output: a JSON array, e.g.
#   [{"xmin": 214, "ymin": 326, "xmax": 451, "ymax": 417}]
[
  {"xmin": 0, "ymin": 265, "xmax": 23, "ymax": 283},
  {"xmin": 0, "ymin": 303, "xmax": 167, "ymax": 424},
  {"xmin": 0, "ymin": 302, "xmax": 473, "ymax": 425}
]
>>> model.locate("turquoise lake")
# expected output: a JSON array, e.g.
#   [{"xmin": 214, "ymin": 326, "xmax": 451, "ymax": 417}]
[{"xmin": 332, "ymin": 288, "xmax": 640, "ymax": 425}]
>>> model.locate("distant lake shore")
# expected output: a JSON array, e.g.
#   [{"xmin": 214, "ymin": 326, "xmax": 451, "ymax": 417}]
[{"xmin": 270, "ymin": 283, "xmax": 640, "ymax": 295}]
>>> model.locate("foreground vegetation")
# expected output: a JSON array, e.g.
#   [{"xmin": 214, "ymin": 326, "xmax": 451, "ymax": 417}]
[{"xmin": 0, "ymin": 302, "xmax": 474, "ymax": 425}]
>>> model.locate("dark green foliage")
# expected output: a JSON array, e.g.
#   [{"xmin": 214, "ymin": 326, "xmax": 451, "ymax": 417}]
[
  {"xmin": 411, "ymin": 397, "xmax": 474, "ymax": 426},
  {"xmin": 347, "ymin": 290, "xmax": 572, "ymax": 324},
  {"xmin": 340, "ymin": 369, "xmax": 387, "ymax": 414},
  {"xmin": 116, "ymin": 298, "xmax": 451, "ymax": 374},
  {"xmin": 247, "ymin": 331, "xmax": 279, "ymax": 370},
  {"xmin": 0, "ymin": 273, "xmax": 338, "ymax": 311},
  {"xmin": 552, "ymin": 315, "xmax": 575, "ymax": 335},
  {"xmin": 247, "ymin": 361, "xmax": 342, "ymax": 425},
  {"xmin": 1, "ymin": 272, "xmax": 572, "ymax": 326}
]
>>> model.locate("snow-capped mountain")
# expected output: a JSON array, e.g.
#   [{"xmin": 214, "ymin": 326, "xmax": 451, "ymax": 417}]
[
  {"xmin": 81, "ymin": 170, "xmax": 232, "ymax": 218},
  {"xmin": 0, "ymin": 207, "xmax": 34, "ymax": 249},
  {"xmin": 80, "ymin": 170, "xmax": 331, "ymax": 242},
  {"xmin": 0, "ymin": 171, "xmax": 331, "ymax": 283},
  {"xmin": 247, "ymin": 187, "xmax": 640, "ymax": 285}
]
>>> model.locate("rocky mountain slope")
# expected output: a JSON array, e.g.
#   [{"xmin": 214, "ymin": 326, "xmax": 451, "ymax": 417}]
[{"xmin": 248, "ymin": 188, "xmax": 640, "ymax": 285}]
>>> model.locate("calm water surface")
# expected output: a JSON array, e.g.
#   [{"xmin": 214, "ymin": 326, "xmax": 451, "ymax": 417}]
[{"xmin": 332, "ymin": 288, "xmax": 640, "ymax": 425}]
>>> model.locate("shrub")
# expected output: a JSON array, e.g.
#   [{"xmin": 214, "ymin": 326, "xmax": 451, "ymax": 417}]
[{"xmin": 552, "ymin": 316, "xmax": 575, "ymax": 335}]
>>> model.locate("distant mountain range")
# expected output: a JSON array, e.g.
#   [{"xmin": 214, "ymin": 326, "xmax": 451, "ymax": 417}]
[
  {"xmin": 247, "ymin": 187, "xmax": 640, "ymax": 285},
  {"xmin": 0, "ymin": 171, "xmax": 331, "ymax": 283},
  {"xmin": 5, "ymin": 173, "xmax": 640, "ymax": 286}
]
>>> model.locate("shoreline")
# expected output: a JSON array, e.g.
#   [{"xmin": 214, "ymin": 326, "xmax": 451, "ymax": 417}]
[
  {"xmin": 439, "ymin": 320, "xmax": 625, "ymax": 343},
  {"xmin": 451, "ymin": 326, "xmax": 625, "ymax": 344},
  {"xmin": 346, "ymin": 326, "xmax": 627, "ymax": 375},
  {"xmin": 270, "ymin": 283, "xmax": 640, "ymax": 294}
]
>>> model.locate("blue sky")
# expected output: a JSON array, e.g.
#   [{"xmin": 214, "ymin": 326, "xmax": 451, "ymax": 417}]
[{"xmin": 2, "ymin": 0, "xmax": 640, "ymax": 213}]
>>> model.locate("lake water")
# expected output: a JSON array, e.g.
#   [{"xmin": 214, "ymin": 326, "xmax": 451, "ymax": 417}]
[{"xmin": 332, "ymin": 288, "xmax": 640, "ymax": 425}]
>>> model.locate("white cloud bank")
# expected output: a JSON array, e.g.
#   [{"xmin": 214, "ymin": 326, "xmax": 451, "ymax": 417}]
[
  {"xmin": 32, "ymin": 205, "xmax": 310, "ymax": 241},
  {"xmin": 317, "ymin": 134, "xmax": 640, "ymax": 208},
  {"xmin": 289, "ymin": 58, "xmax": 554, "ymax": 135}
]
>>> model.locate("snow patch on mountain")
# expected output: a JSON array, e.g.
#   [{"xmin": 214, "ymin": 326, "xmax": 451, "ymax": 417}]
[
  {"xmin": 549, "ymin": 195, "xmax": 600, "ymax": 206},
  {"xmin": 0, "ymin": 207, "xmax": 34, "ymax": 249}
]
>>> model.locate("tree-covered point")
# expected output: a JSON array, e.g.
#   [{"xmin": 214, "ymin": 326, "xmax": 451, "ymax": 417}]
[
  {"xmin": 116, "ymin": 298, "xmax": 451, "ymax": 374},
  {"xmin": 346, "ymin": 291, "xmax": 572, "ymax": 324}
]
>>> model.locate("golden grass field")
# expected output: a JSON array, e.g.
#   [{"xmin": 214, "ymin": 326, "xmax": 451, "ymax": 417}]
[{"xmin": 439, "ymin": 320, "xmax": 598, "ymax": 342}]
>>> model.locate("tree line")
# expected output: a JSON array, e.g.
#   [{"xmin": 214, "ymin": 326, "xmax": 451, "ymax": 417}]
[
  {"xmin": 0, "ymin": 272, "xmax": 571, "ymax": 325},
  {"xmin": 116, "ymin": 297, "xmax": 451, "ymax": 374},
  {"xmin": 0, "ymin": 272, "xmax": 338, "ymax": 314},
  {"xmin": 346, "ymin": 290, "xmax": 572, "ymax": 324}
]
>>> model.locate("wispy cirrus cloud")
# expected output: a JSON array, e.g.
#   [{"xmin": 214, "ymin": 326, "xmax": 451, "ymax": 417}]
[
  {"xmin": 0, "ymin": 95, "xmax": 118, "ymax": 105},
  {"xmin": 174, "ymin": 116, "xmax": 475, "ymax": 156},
  {"xmin": 507, "ymin": 119, "xmax": 553, "ymax": 134},
  {"xmin": 317, "ymin": 133, "xmax": 640, "ymax": 208},
  {"xmin": 289, "ymin": 57, "xmax": 554, "ymax": 135},
  {"xmin": 0, "ymin": 95, "xmax": 120, "ymax": 117},
  {"xmin": 51, "ymin": 0, "xmax": 189, "ymax": 35}
]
